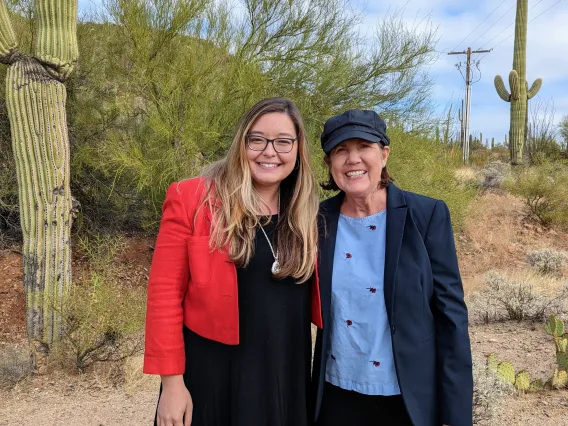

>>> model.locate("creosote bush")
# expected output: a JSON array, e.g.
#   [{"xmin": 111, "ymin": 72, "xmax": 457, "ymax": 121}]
[
  {"xmin": 504, "ymin": 163, "xmax": 568, "ymax": 229},
  {"xmin": 469, "ymin": 270, "xmax": 568, "ymax": 324},
  {"xmin": 526, "ymin": 248, "xmax": 566, "ymax": 276},
  {"xmin": 386, "ymin": 128, "xmax": 477, "ymax": 231}
]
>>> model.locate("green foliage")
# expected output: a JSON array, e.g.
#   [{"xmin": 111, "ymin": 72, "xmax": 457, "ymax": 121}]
[
  {"xmin": 52, "ymin": 234, "xmax": 146, "ymax": 372},
  {"xmin": 559, "ymin": 115, "xmax": 568, "ymax": 149},
  {"xmin": 2, "ymin": 0, "xmax": 438, "ymax": 234},
  {"xmin": 504, "ymin": 163, "xmax": 568, "ymax": 229},
  {"xmin": 386, "ymin": 128, "xmax": 477, "ymax": 230}
]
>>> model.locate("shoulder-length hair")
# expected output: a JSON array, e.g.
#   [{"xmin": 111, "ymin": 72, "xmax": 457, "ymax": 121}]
[{"xmin": 200, "ymin": 97, "xmax": 318, "ymax": 283}]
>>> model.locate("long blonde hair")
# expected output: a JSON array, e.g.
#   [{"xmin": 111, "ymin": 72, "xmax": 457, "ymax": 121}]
[{"xmin": 199, "ymin": 98, "xmax": 318, "ymax": 283}]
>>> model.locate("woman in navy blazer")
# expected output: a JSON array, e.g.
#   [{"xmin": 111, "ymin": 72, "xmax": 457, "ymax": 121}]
[{"xmin": 311, "ymin": 110, "xmax": 473, "ymax": 426}]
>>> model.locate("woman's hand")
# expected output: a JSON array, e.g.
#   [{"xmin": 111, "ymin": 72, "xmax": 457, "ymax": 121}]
[{"xmin": 157, "ymin": 375, "xmax": 193, "ymax": 426}]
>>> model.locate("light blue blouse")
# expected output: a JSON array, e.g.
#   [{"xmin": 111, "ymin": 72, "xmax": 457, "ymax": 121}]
[{"xmin": 325, "ymin": 210, "xmax": 401, "ymax": 395}]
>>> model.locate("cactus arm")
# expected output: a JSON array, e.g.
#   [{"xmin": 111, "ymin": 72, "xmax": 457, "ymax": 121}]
[
  {"xmin": 509, "ymin": 70, "xmax": 521, "ymax": 100},
  {"xmin": 0, "ymin": 1, "xmax": 18, "ymax": 62},
  {"xmin": 35, "ymin": 0, "xmax": 78, "ymax": 81},
  {"xmin": 527, "ymin": 78, "xmax": 542, "ymax": 99},
  {"xmin": 494, "ymin": 75, "xmax": 511, "ymax": 102}
]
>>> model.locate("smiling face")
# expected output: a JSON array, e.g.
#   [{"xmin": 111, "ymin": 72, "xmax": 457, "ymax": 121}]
[
  {"xmin": 325, "ymin": 138, "xmax": 390, "ymax": 197},
  {"xmin": 246, "ymin": 112, "xmax": 299, "ymax": 192}
]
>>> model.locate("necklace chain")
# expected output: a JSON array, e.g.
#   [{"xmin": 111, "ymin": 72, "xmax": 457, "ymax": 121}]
[{"xmin": 258, "ymin": 192, "xmax": 280, "ymax": 274}]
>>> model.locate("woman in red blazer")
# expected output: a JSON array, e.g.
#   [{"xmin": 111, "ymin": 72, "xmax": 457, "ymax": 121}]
[{"xmin": 144, "ymin": 97, "xmax": 323, "ymax": 426}]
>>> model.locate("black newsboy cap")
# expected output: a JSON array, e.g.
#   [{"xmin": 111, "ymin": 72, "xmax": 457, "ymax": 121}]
[{"xmin": 321, "ymin": 109, "xmax": 390, "ymax": 154}]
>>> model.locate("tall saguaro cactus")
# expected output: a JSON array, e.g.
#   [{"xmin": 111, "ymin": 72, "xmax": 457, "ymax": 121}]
[
  {"xmin": 494, "ymin": 0, "xmax": 542, "ymax": 165},
  {"xmin": 0, "ymin": 1, "xmax": 77, "ymax": 364}
]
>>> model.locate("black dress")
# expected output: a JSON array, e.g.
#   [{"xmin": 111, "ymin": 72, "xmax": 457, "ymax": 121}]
[{"xmin": 156, "ymin": 215, "xmax": 312, "ymax": 426}]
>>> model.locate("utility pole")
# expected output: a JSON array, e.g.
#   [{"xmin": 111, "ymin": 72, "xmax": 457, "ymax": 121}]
[{"xmin": 448, "ymin": 47, "xmax": 491, "ymax": 163}]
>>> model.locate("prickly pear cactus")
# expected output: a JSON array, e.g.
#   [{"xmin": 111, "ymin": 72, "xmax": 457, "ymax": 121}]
[
  {"xmin": 545, "ymin": 314, "xmax": 565, "ymax": 337},
  {"xmin": 487, "ymin": 353, "xmax": 499, "ymax": 373},
  {"xmin": 545, "ymin": 315, "xmax": 568, "ymax": 371},
  {"xmin": 552, "ymin": 369, "xmax": 567, "ymax": 389},
  {"xmin": 529, "ymin": 379, "xmax": 544, "ymax": 392},
  {"xmin": 514, "ymin": 370, "xmax": 531, "ymax": 391},
  {"xmin": 494, "ymin": 0, "xmax": 542, "ymax": 165},
  {"xmin": 497, "ymin": 361, "xmax": 516, "ymax": 384},
  {"xmin": 557, "ymin": 340, "xmax": 568, "ymax": 371},
  {"xmin": 0, "ymin": 1, "xmax": 78, "ymax": 366}
]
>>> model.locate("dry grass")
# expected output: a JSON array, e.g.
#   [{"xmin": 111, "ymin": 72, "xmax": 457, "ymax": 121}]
[
  {"xmin": 123, "ymin": 354, "xmax": 160, "ymax": 396},
  {"xmin": 0, "ymin": 344, "xmax": 32, "ymax": 389},
  {"xmin": 458, "ymin": 192, "xmax": 568, "ymax": 296},
  {"xmin": 468, "ymin": 269, "xmax": 568, "ymax": 324},
  {"xmin": 454, "ymin": 167, "xmax": 482, "ymax": 186}
]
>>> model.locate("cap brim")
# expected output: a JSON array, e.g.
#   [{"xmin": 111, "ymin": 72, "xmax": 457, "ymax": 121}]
[{"xmin": 323, "ymin": 128, "xmax": 386, "ymax": 154}]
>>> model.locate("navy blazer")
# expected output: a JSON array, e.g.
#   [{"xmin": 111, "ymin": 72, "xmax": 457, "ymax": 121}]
[{"xmin": 311, "ymin": 183, "xmax": 473, "ymax": 426}]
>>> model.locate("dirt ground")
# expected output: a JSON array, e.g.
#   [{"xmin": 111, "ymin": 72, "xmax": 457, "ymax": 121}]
[{"xmin": 1, "ymin": 191, "xmax": 568, "ymax": 425}]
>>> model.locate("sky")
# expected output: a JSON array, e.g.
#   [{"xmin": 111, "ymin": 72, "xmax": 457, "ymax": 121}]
[
  {"xmin": 78, "ymin": 0, "xmax": 568, "ymax": 144},
  {"xmin": 354, "ymin": 0, "xmax": 568, "ymax": 143}
]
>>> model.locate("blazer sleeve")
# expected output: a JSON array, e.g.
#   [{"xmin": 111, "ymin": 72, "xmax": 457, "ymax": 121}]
[
  {"xmin": 143, "ymin": 182, "xmax": 192, "ymax": 375},
  {"xmin": 424, "ymin": 200, "xmax": 473, "ymax": 426}
]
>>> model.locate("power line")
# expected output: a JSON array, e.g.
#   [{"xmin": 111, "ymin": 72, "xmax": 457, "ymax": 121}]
[
  {"xmin": 467, "ymin": 1, "xmax": 516, "ymax": 49},
  {"xmin": 475, "ymin": 0, "xmax": 546, "ymax": 51},
  {"xmin": 452, "ymin": 0, "xmax": 509, "ymax": 52},
  {"xmin": 530, "ymin": 0, "xmax": 564, "ymax": 22},
  {"xmin": 478, "ymin": 0, "xmax": 564, "ymax": 61}
]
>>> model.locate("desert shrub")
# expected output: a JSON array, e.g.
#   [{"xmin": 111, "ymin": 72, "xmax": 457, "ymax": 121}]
[
  {"xmin": 469, "ymin": 148, "xmax": 493, "ymax": 168},
  {"xmin": 469, "ymin": 270, "xmax": 568, "ymax": 323},
  {"xmin": 480, "ymin": 161, "xmax": 512, "ymax": 189},
  {"xmin": 504, "ymin": 163, "xmax": 568, "ymax": 229},
  {"xmin": 526, "ymin": 249, "xmax": 566, "ymax": 276},
  {"xmin": 386, "ymin": 129, "xmax": 478, "ymax": 230},
  {"xmin": 0, "ymin": 345, "xmax": 33, "ymax": 389},
  {"xmin": 52, "ymin": 234, "xmax": 146, "ymax": 372},
  {"xmin": 472, "ymin": 355, "xmax": 514, "ymax": 424}
]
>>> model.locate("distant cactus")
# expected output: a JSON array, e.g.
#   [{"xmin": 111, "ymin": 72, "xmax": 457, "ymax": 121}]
[
  {"xmin": 0, "ymin": 0, "xmax": 78, "ymax": 366},
  {"xmin": 491, "ymin": 137, "xmax": 495, "ymax": 149},
  {"xmin": 494, "ymin": 0, "xmax": 542, "ymax": 165}
]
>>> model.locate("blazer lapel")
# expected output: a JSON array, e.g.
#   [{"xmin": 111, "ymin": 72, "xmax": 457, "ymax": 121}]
[
  {"xmin": 384, "ymin": 184, "xmax": 407, "ymax": 322},
  {"xmin": 318, "ymin": 193, "xmax": 343, "ymax": 327}
]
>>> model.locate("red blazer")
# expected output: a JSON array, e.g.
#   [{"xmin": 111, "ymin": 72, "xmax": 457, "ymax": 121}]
[{"xmin": 144, "ymin": 177, "xmax": 323, "ymax": 375}]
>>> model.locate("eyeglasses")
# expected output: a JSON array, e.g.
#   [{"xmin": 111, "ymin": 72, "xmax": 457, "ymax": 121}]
[{"xmin": 246, "ymin": 134, "xmax": 296, "ymax": 153}]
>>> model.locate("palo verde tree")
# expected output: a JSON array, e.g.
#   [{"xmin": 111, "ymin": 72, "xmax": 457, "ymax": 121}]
[{"xmin": 0, "ymin": 0, "xmax": 77, "ymax": 365}]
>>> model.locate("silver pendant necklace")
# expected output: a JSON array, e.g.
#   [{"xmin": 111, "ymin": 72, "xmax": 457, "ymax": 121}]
[{"xmin": 258, "ymin": 193, "xmax": 280, "ymax": 274}]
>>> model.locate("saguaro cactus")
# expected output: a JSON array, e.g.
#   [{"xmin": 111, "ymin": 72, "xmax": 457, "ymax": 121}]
[
  {"xmin": 494, "ymin": 0, "xmax": 542, "ymax": 165},
  {"xmin": 0, "ymin": 1, "xmax": 77, "ymax": 366}
]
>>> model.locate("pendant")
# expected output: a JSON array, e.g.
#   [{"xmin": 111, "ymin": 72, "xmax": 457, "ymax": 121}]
[{"xmin": 271, "ymin": 260, "xmax": 280, "ymax": 274}]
